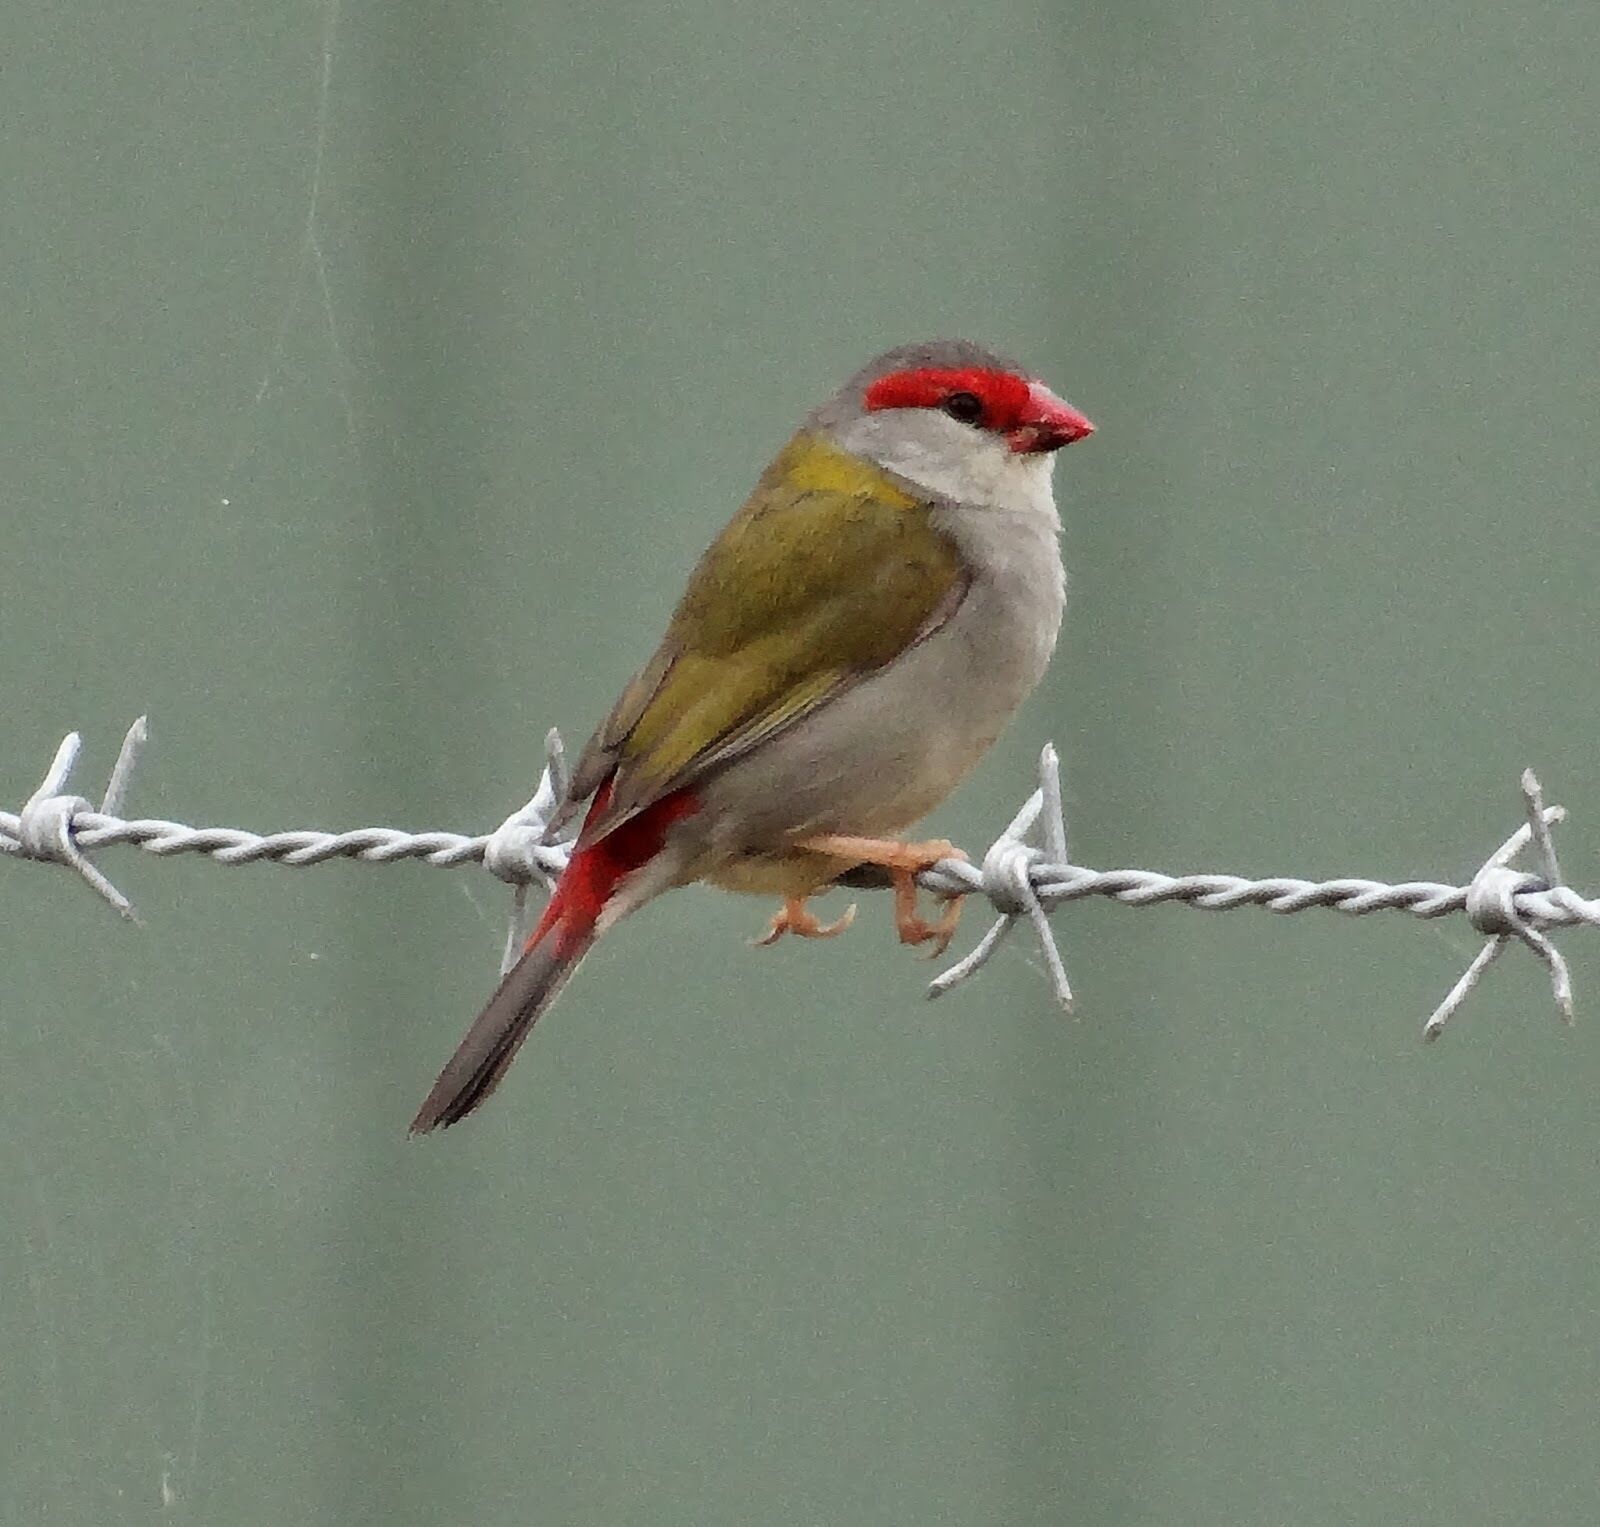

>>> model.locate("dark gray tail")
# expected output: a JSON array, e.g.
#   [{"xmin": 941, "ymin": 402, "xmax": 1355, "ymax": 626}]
[{"xmin": 409, "ymin": 926, "xmax": 594, "ymax": 1133}]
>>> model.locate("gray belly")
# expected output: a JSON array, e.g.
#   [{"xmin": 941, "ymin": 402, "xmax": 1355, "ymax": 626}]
[{"xmin": 689, "ymin": 565, "xmax": 1062, "ymax": 864}]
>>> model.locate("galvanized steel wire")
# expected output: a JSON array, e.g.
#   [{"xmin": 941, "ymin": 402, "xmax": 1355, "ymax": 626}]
[{"xmin": 4, "ymin": 718, "xmax": 1591, "ymax": 1038}]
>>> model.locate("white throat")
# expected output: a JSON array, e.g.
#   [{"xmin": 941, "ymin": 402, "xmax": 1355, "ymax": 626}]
[{"xmin": 827, "ymin": 409, "xmax": 1060, "ymax": 521}]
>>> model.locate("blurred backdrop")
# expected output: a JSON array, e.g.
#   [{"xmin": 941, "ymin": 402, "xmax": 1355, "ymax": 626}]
[{"xmin": 4, "ymin": 1, "xmax": 1599, "ymax": 1522}]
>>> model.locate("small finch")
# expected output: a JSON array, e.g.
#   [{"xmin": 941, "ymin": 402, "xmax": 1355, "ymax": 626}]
[{"xmin": 412, "ymin": 340, "xmax": 1093, "ymax": 1131}]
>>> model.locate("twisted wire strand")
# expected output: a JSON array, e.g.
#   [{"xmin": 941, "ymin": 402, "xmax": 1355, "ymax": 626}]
[
  {"xmin": 3, "ymin": 721, "xmax": 1592, "ymax": 1036},
  {"xmin": 0, "ymin": 812, "xmax": 1501, "ymax": 912},
  {"xmin": 60, "ymin": 814, "xmax": 496, "ymax": 869}
]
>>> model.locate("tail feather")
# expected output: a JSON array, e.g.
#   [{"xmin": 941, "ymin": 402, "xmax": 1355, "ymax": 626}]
[
  {"xmin": 411, "ymin": 783, "xmax": 698, "ymax": 1134},
  {"xmin": 409, "ymin": 921, "xmax": 593, "ymax": 1133}
]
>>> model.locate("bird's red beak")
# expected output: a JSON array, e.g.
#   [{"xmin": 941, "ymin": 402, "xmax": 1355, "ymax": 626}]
[{"xmin": 1007, "ymin": 383, "xmax": 1095, "ymax": 454}]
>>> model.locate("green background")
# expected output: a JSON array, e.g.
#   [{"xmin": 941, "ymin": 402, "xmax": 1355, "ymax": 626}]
[{"xmin": 5, "ymin": 1, "xmax": 1599, "ymax": 1522}]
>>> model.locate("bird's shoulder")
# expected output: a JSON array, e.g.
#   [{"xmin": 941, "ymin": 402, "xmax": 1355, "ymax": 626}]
[{"xmin": 559, "ymin": 431, "xmax": 967, "ymax": 836}]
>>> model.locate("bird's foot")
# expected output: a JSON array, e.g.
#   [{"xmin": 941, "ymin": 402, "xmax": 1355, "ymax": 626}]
[
  {"xmin": 798, "ymin": 835, "xmax": 968, "ymax": 957},
  {"xmin": 894, "ymin": 886, "xmax": 966, "ymax": 957},
  {"xmin": 752, "ymin": 896, "xmax": 858, "ymax": 947}
]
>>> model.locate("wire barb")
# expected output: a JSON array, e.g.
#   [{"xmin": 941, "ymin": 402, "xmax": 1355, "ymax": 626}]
[
  {"xmin": 5, "ymin": 722, "xmax": 1598, "ymax": 1038},
  {"xmin": 927, "ymin": 744, "xmax": 1074, "ymax": 1009},
  {"xmin": 1422, "ymin": 772, "xmax": 1575, "ymax": 1039},
  {"xmin": 0, "ymin": 718, "xmax": 148, "ymax": 922},
  {"xmin": 482, "ymin": 729, "xmax": 572, "ymax": 974}
]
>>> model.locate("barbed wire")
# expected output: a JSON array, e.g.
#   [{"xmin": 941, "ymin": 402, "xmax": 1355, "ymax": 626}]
[{"xmin": 3, "ymin": 717, "xmax": 1592, "ymax": 1039}]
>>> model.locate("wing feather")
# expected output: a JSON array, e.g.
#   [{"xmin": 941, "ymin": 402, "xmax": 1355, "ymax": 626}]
[{"xmin": 559, "ymin": 432, "xmax": 966, "ymax": 842}]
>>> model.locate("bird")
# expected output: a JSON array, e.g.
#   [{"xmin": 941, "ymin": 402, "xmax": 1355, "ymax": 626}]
[{"xmin": 410, "ymin": 339, "xmax": 1093, "ymax": 1132}]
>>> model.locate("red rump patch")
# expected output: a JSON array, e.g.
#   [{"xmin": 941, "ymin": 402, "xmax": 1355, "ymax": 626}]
[
  {"xmin": 529, "ymin": 782, "xmax": 699, "ymax": 955},
  {"xmin": 863, "ymin": 367, "xmax": 1032, "ymax": 433}
]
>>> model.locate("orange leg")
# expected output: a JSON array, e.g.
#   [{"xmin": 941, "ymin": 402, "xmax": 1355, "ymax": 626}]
[
  {"xmin": 753, "ymin": 896, "xmax": 857, "ymax": 947},
  {"xmin": 798, "ymin": 834, "xmax": 967, "ymax": 957}
]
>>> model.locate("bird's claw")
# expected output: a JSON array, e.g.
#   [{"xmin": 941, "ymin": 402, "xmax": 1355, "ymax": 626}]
[
  {"xmin": 753, "ymin": 897, "xmax": 858, "ymax": 946},
  {"xmin": 896, "ymin": 893, "xmax": 966, "ymax": 958},
  {"xmin": 795, "ymin": 833, "xmax": 969, "ymax": 957}
]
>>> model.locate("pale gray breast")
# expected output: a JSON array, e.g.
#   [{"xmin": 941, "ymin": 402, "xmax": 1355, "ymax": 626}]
[{"xmin": 694, "ymin": 506, "xmax": 1065, "ymax": 849}]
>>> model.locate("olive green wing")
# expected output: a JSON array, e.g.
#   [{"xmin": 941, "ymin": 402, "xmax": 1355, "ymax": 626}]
[{"xmin": 559, "ymin": 432, "xmax": 966, "ymax": 841}]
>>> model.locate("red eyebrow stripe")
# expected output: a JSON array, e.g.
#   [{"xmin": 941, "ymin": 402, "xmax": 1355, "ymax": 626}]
[{"xmin": 863, "ymin": 367, "xmax": 1032, "ymax": 431}]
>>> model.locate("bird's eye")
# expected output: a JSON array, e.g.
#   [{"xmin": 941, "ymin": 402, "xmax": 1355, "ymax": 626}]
[{"xmin": 942, "ymin": 391, "xmax": 984, "ymax": 425}]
